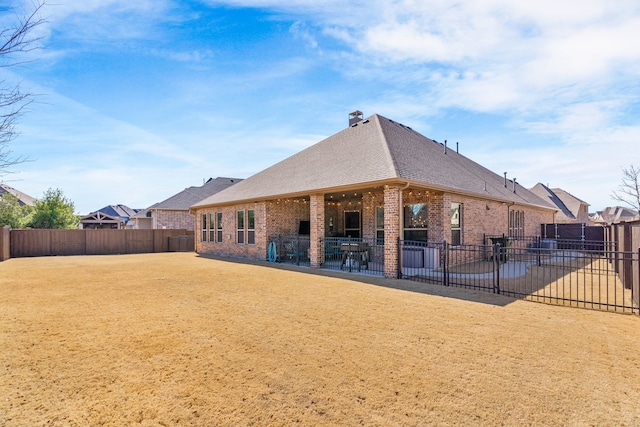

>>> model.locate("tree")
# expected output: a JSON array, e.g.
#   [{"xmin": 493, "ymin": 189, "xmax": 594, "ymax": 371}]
[
  {"xmin": 1, "ymin": 2, "xmax": 46, "ymax": 175},
  {"xmin": 27, "ymin": 188, "xmax": 79, "ymax": 229},
  {"xmin": 0, "ymin": 191, "xmax": 32, "ymax": 228},
  {"xmin": 611, "ymin": 164, "xmax": 640, "ymax": 215}
]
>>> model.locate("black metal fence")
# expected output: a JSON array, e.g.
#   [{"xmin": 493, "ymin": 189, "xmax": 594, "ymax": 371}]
[
  {"xmin": 270, "ymin": 234, "xmax": 638, "ymax": 315},
  {"xmin": 400, "ymin": 239, "xmax": 639, "ymax": 315},
  {"xmin": 268, "ymin": 235, "xmax": 311, "ymax": 266},
  {"xmin": 321, "ymin": 237, "xmax": 385, "ymax": 275}
]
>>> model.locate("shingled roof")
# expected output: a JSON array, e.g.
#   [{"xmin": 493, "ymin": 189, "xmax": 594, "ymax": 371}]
[
  {"xmin": 0, "ymin": 183, "xmax": 36, "ymax": 206},
  {"xmin": 153, "ymin": 177, "xmax": 241, "ymax": 211},
  {"xmin": 530, "ymin": 183, "xmax": 588, "ymax": 221},
  {"xmin": 193, "ymin": 114, "xmax": 554, "ymax": 210}
]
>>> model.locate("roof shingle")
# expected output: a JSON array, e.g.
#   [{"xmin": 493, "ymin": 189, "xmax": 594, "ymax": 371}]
[{"xmin": 193, "ymin": 114, "xmax": 554, "ymax": 210}]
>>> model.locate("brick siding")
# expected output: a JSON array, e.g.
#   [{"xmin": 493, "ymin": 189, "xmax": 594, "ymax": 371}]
[{"xmin": 153, "ymin": 210, "xmax": 194, "ymax": 230}]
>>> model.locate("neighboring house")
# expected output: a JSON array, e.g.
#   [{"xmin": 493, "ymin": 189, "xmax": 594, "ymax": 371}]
[
  {"xmin": 130, "ymin": 177, "xmax": 241, "ymax": 230},
  {"xmin": 0, "ymin": 183, "xmax": 36, "ymax": 206},
  {"xmin": 80, "ymin": 205, "xmax": 140, "ymax": 229},
  {"xmin": 529, "ymin": 183, "xmax": 591, "ymax": 224},
  {"xmin": 191, "ymin": 112, "xmax": 556, "ymax": 278},
  {"xmin": 591, "ymin": 206, "xmax": 640, "ymax": 225}
]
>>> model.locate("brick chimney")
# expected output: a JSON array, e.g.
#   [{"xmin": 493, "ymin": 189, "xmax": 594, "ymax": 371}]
[{"xmin": 349, "ymin": 110, "xmax": 363, "ymax": 126}]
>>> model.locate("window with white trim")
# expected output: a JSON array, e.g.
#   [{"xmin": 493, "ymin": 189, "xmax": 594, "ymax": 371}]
[
  {"xmin": 509, "ymin": 210, "xmax": 524, "ymax": 239},
  {"xmin": 201, "ymin": 213, "xmax": 207, "ymax": 242},
  {"xmin": 208, "ymin": 213, "xmax": 215, "ymax": 242},
  {"xmin": 216, "ymin": 212, "xmax": 223, "ymax": 243},
  {"xmin": 451, "ymin": 202, "xmax": 462, "ymax": 246},
  {"xmin": 247, "ymin": 209, "xmax": 255, "ymax": 245},
  {"xmin": 237, "ymin": 210, "xmax": 244, "ymax": 244}
]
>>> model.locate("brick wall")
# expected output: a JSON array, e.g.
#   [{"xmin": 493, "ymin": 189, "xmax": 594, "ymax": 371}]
[
  {"xmin": 154, "ymin": 210, "xmax": 195, "ymax": 230},
  {"xmin": 195, "ymin": 202, "xmax": 268, "ymax": 259},
  {"xmin": 309, "ymin": 194, "xmax": 325, "ymax": 268},
  {"xmin": 195, "ymin": 198, "xmax": 311, "ymax": 260},
  {"xmin": 444, "ymin": 194, "xmax": 553, "ymax": 245},
  {"xmin": 384, "ymin": 185, "xmax": 401, "ymax": 278}
]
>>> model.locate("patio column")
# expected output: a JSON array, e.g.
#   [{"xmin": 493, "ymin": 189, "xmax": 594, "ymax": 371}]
[
  {"xmin": 309, "ymin": 193, "xmax": 325, "ymax": 268},
  {"xmin": 384, "ymin": 184, "xmax": 403, "ymax": 278}
]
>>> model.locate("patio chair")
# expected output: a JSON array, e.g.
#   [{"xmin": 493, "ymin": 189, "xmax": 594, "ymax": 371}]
[{"xmin": 283, "ymin": 241, "xmax": 305, "ymax": 261}]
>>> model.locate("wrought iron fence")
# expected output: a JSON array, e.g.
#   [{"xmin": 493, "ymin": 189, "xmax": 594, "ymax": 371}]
[
  {"xmin": 401, "ymin": 239, "xmax": 639, "ymax": 315},
  {"xmin": 321, "ymin": 237, "xmax": 385, "ymax": 276},
  {"xmin": 268, "ymin": 235, "xmax": 311, "ymax": 266}
]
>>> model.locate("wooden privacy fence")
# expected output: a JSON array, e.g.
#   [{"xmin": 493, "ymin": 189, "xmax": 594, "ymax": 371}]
[{"xmin": 7, "ymin": 229, "xmax": 194, "ymax": 258}]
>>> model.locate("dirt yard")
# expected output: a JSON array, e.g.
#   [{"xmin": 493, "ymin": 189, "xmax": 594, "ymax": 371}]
[{"xmin": 1, "ymin": 253, "xmax": 639, "ymax": 426}]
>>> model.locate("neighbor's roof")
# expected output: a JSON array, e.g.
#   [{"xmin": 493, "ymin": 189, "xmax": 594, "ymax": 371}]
[
  {"xmin": 151, "ymin": 177, "xmax": 242, "ymax": 211},
  {"xmin": 0, "ymin": 183, "xmax": 36, "ymax": 206},
  {"xmin": 96, "ymin": 205, "xmax": 139, "ymax": 219},
  {"xmin": 592, "ymin": 206, "xmax": 640, "ymax": 224},
  {"xmin": 193, "ymin": 114, "xmax": 554, "ymax": 210},
  {"xmin": 530, "ymin": 183, "xmax": 588, "ymax": 221}
]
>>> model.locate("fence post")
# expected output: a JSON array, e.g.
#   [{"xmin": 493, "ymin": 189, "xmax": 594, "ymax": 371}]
[
  {"xmin": 397, "ymin": 237, "xmax": 402, "ymax": 279},
  {"xmin": 443, "ymin": 240, "xmax": 449, "ymax": 286},
  {"xmin": 493, "ymin": 243, "xmax": 501, "ymax": 294},
  {"xmin": 636, "ymin": 248, "xmax": 640, "ymax": 313}
]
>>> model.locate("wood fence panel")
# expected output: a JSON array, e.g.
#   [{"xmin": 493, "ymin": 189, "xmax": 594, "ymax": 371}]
[
  {"xmin": 153, "ymin": 229, "xmax": 194, "ymax": 252},
  {"xmin": 50, "ymin": 229, "xmax": 86, "ymax": 256},
  {"xmin": 10, "ymin": 229, "xmax": 51, "ymax": 257},
  {"xmin": 7, "ymin": 229, "xmax": 195, "ymax": 258},
  {"xmin": 0, "ymin": 226, "xmax": 10, "ymax": 261},
  {"xmin": 0, "ymin": 226, "xmax": 11, "ymax": 261},
  {"xmin": 126, "ymin": 229, "xmax": 155, "ymax": 254},
  {"xmin": 86, "ymin": 230, "xmax": 126, "ymax": 255}
]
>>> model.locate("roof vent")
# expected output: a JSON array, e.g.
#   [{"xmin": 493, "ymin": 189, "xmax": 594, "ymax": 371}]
[{"xmin": 349, "ymin": 110, "xmax": 363, "ymax": 126}]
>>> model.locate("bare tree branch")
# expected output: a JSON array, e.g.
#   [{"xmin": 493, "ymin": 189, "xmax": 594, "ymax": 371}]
[
  {"xmin": 0, "ymin": 2, "xmax": 46, "ymax": 67},
  {"xmin": 611, "ymin": 164, "xmax": 640, "ymax": 215},
  {"xmin": 0, "ymin": 2, "xmax": 46, "ymax": 175}
]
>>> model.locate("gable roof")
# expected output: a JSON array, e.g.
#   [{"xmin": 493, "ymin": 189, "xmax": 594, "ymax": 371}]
[
  {"xmin": 95, "ymin": 205, "xmax": 139, "ymax": 220},
  {"xmin": 529, "ymin": 183, "xmax": 588, "ymax": 221},
  {"xmin": 0, "ymin": 183, "xmax": 36, "ymax": 206},
  {"xmin": 592, "ymin": 206, "xmax": 640, "ymax": 224},
  {"xmin": 80, "ymin": 211, "xmax": 123, "ymax": 225},
  {"xmin": 152, "ymin": 177, "xmax": 241, "ymax": 211},
  {"xmin": 193, "ymin": 114, "xmax": 554, "ymax": 210}
]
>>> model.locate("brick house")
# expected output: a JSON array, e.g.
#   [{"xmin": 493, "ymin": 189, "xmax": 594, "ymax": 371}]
[
  {"xmin": 131, "ymin": 177, "xmax": 241, "ymax": 230},
  {"xmin": 191, "ymin": 113, "xmax": 556, "ymax": 278}
]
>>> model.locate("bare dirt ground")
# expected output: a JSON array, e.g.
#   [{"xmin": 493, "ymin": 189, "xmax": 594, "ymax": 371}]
[{"xmin": 1, "ymin": 252, "xmax": 640, "ymax": 426}]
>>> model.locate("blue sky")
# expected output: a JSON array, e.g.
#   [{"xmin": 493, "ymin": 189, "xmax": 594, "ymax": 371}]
[{"xmin": 1, "ymin": 0, "xmax": 639, "ymax": 214}]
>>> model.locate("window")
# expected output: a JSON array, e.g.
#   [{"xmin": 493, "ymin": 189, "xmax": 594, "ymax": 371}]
[
  {"xmin": 208, "ymin": 213, "xmax": 215, "ymax": 242},
  {"xmin": 451, "ymin": 203, "xmax": 462, "ymax": 246},
  {"xmin": 509, "ymin": 210, "xmax": 524, "ymax": 239},
  {"xmin": 201, "ymin": 214, "xmax": 207, "ymax": 242},
  {"xmin": 247, "ymin": 209, "xmax": 255, "ymax": 245},
  {"xmin": 375, "ymin": 207, "xmax": 384, "ymax": 244},
  {"xmin": 216, "ymin": 212, "xmax": 222, "ymax": 243},
  {"xmin": 237, "ymin": 210, "xmax": 244, "ymax": 244},
  {"xmin": 344, "ymin": 211, "xmax": 360, "ymax": 238},
  {"xmin": 404, "ymin": 203, "xmax": 428, "ymax": 241}
]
